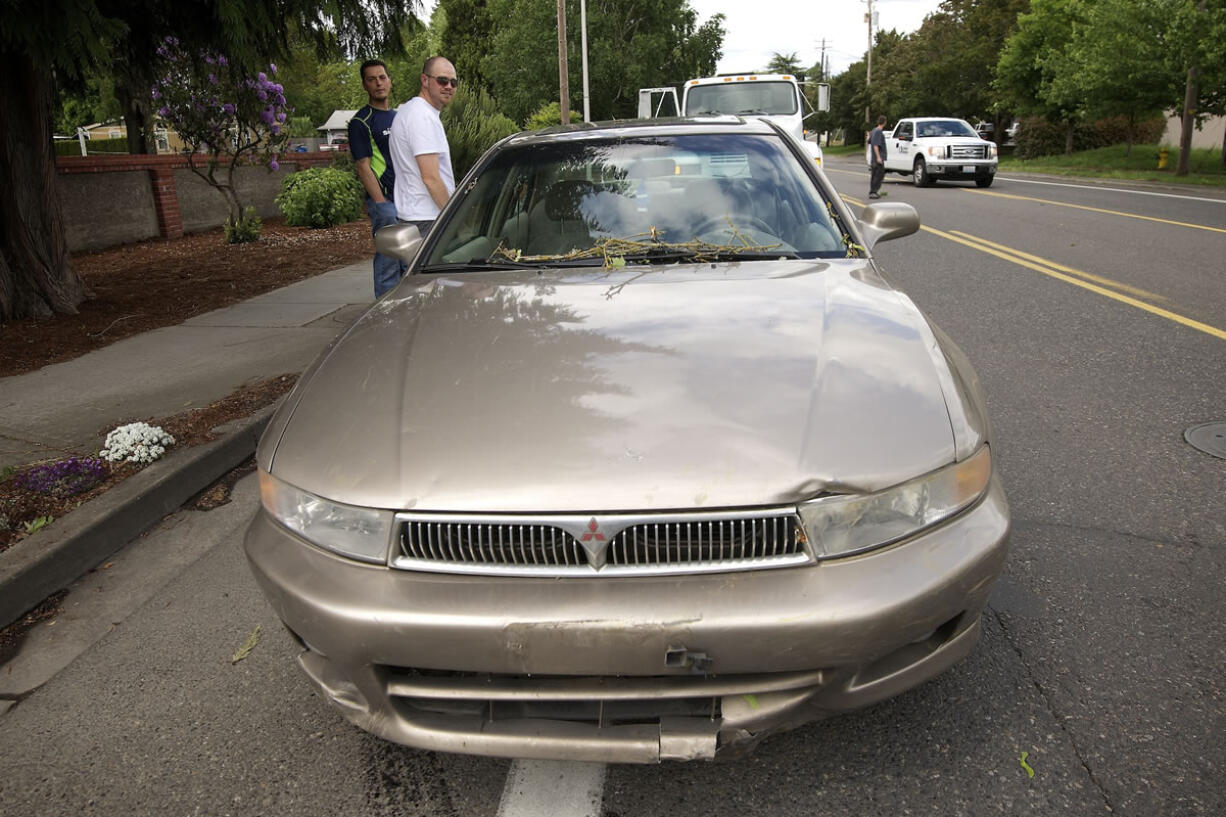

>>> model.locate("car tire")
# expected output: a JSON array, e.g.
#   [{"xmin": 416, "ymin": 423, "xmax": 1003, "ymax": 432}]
[
  {"xmin": 913, "ymin": 158, "xmax": 931, "ymax": 187},
  {"xmin": 976, "ymin": 176, "xmax": 994, "ymax": 188}
]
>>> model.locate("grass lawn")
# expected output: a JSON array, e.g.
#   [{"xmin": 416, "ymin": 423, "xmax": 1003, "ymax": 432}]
[{"xmin": 999, "ymin": 144, "xmax": 1225, "ymax": 186}]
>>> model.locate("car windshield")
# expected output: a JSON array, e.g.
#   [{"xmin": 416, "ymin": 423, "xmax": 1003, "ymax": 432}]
[
  {"xmin": 916, "ymin": 120, "xmax": 978, "ymax": 138},
  {"xmin": 685, "ymin": 81, "xmax": 799, "ymax": 116},
  {"xmin": 423, "ymin": 132, "xmax": 853, "ymax": 270}
]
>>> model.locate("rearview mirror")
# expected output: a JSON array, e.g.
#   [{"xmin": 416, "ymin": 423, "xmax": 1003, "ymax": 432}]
[
  {"xmin": 856, "ymin": 202, "xmax": 920, "ymax": 249},
  {"xmin": 374, "ymin": 223, "xmax": 424, "ymax": 265}
]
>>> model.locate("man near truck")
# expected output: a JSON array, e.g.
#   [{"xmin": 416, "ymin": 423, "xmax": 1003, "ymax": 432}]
[
  {"xmin": 868, "ymin": 115, "xmax": 889, "ymax": 199},
  {"xmin": 348, "ymin": 59, "xmax": 404, "ymax": 298}
]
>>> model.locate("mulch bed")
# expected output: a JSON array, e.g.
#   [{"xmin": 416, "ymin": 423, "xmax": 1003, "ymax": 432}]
[{"xmin": 0, "ymin": 217, "xmax": 371, "ymax": 378}]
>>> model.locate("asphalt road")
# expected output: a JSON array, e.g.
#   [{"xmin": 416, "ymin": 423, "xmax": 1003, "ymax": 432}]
[{"xmin": 1, "ymin": 156, "xmax": 1223, "ymax": 817}]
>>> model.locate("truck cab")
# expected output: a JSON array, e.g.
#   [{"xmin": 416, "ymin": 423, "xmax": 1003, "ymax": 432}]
[{"xmin": 638, "ymin": 74, "xmax": 828, "ymax": 167}]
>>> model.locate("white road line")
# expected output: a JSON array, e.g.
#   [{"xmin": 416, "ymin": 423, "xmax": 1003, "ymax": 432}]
[
  {"xmin": 496, "ymin": 759, "xmax": 607, "ymax": 817},
  {"xmin": 993, "ymin": 175, "xmax": 1226, "ymax": 204},
  {"xmin": 829, "ymin": 164, "xmax": 1226, "ymax": 205}
]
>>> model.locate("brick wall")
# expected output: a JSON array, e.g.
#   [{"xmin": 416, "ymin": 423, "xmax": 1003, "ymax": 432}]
[{"xmin": 56, "ymin": 152, "xmax": 338, "ymax": 252}]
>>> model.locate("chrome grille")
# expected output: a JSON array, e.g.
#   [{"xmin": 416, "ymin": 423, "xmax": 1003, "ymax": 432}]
[
  {"xmin": 399, "ymin": 520, "xmax": 587, "ymax": 567},
  {"xmin": 608, "ymin": 517, "xmax": 803, "ymax": 565},
  {"xmin": 392, "ymin": 509, "xmax": 812, "ymax": 577},
  {"xmin": 950, "ymin": 144, "xmax": 987, "ymax": 159}
]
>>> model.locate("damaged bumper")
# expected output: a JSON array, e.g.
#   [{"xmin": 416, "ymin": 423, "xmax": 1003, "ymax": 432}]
[{"xmin": 244, "ymin": 479, "xmax": 1009, "ymax": 762}]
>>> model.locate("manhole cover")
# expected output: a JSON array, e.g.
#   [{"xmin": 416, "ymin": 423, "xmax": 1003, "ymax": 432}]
[{"xmin": 1184, "ymin": 422, "xmax": 1226, "ymax": 459}]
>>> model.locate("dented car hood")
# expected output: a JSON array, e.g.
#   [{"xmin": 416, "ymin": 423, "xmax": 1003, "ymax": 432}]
[{"xmin": 264, "ymin": 260, "xmax": 984, "ymax": 512}]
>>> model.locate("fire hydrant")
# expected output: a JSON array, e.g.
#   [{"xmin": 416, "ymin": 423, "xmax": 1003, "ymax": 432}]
[{"xmin": 1158, "ymin": 146, "xmax": 1169, "ymax": 169}]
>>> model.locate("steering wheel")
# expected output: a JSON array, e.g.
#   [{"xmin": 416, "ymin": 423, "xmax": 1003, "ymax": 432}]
[{"xmin": 694, "ymin": 213, "xmax": 776, "ymax": 239}]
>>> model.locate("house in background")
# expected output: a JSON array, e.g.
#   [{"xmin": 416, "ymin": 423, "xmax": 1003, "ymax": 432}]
[
  {"xmin": 317, "ymin": 110, "xmax": 357, "ymax": 149},
  {"xmin": 77, "ymin": 120, "xmax": 188, "ymax": 153}
]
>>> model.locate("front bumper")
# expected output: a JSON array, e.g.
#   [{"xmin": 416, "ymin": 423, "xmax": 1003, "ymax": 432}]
[
  {"xmin": 244, "ymin": 478, "xmax": 1010, "ymax": 762},
  {"xmin": 926, "ymin": 161, "xmax": 997, "ymax": 180}
]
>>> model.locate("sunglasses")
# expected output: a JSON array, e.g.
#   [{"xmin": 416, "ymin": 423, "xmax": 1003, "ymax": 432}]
[{"xmin": 427, "ymin": 75, "xmax": 460, "ymax": 88}]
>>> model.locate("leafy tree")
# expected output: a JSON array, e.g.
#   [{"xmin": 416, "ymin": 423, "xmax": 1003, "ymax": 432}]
[
  {"xmin": 0, "ymin": 0, "xmax": 416, "ymax": 321},
  {"xmin": 481, "ymin": 0, "xmax": 724, "ymax": 125},
  {"xmin": 1166, "ymin": 0, "xmax": 1226, "ymax": 172},
  {"xmin": 441, "ymin": 86, "xmax": 521, "ymax": 177},
  {"xmin": 1058, "ymin": 0, "xmax": 1176, "ymax": 155},
  {"xmin": 766, "ymin": 52, "xmax": 803, "ymax": 75},
  {"xmin": 153, "ymin": 37, "xmax": 291, "ymax": 240},
  {"xmin": 995, "ymin": 0, "xmax": 1089, "ymax": 154},
  {"xmin": 439, "ymin": 0, "xmax": 495, "ymax": 94}
]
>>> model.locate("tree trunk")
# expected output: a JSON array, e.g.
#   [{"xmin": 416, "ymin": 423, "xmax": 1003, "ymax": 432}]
[
  {"xmin": 1177, "ymin": 65, "xmax": 1198, "ymax": 177},
  {"xmin": 114, "ymin": 69, "xmax": 153, "ymax": 155},
  {"xmin": 0, "ymin": 50, "xmax": 88, "ymax": 322}
]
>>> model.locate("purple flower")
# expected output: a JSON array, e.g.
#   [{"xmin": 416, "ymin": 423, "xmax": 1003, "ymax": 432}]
[
  {"xmin": 257, "ymin": 71, "xmax": 267, "ymax": 82},
  {"xmin": 151, "ymin": 87, "xmax": 161, "ymax": 99},
  {"xmin": 223, "ymin": 103, "xmax": 235, "ymax": 115},
  {"xmin": 271, "ymin": 124, "xmax": 281, "ymax": 135},
  {"xmin": 217, "ymin": 55, "xmax": 227, "ymax": 66},
  {"xmin": 257, "ymin": 89, "xmax": 267, "ymax": 101},
  {"xmin": 269, "ymin": 62, "xmax": 277, "ymax": 73},
  {"xmin": 158, "ymin": 106, "xmax": 170, "ymax": 117},
  {"xmin": 260, "ymin": 108, "xmax": 275, "ymax": 125},
  {"xmin": 269, "ymin": 158, "xmax": 279, "ymax": 171},
  {"xmin": 208, "ymin": 73, "xmax": 217, "ymax": 85},
  {"xmin": 16, "ymin": 456, "xmax": 108, "ymax": 498},
  {"xmin": 277, "ymin": 111, "xmax": 286, "ymax": 123}
]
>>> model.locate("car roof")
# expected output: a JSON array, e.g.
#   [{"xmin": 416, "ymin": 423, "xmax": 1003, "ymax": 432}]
[{"xmin": 501, "ymin": 116, "xmax": 780, "ymax": 148}]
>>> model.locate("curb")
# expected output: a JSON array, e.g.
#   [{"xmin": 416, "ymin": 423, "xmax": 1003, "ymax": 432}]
[{"xmin": 0, "ymin": 406, "xmax": 275, "ymax": 630}]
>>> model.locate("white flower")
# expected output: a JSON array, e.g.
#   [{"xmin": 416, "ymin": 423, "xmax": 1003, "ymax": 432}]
[{"xmin": 100, "ymin": 422, "xmax": 176, "ymax": 464}]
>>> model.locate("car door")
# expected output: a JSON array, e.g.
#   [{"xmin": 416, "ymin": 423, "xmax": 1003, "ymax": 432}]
[{"xmin": 888, "ymin": 121, "xmax": 913, "ymax": 171}]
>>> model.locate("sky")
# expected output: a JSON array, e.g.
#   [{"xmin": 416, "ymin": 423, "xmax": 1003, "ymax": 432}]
[{"xmin": 416, "ymin": 0, "xmax": 946, "ymax": 79}]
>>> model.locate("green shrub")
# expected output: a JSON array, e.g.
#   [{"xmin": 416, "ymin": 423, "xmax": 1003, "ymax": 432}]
[
  {"xmin": 276, "ymin": 167, "xmax": 364, "ymax": 228},
  {"xmin": 330, "ymin": 150, "xmax": 355, "ymax": 173},
  {"xmin": 441, "ymin": 87, "xmax": 521, "ymax": 179},
  {"xmin": 524, "ymin": 101, "xmax": 581, "ymax": 131},
  {"xmin": 224, "ymin": 206, "xmax": 262, "ymax": 243},
  {"xmin": 1014, "ymin": 114, "xmax": 1168, "ymax": 159},
  {"xmin": 54, "ymin": 137, "xmax": 128, "ymax": 156}
]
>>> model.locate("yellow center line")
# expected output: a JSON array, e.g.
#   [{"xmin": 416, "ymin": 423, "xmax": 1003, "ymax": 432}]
[
  {"xmin": 921, "ymin": 225, "xmax": 1226, "ymax": 341},
  {"xmin": 840, "ymin": 193, "xmax": 1224, "ymax": 340},
  {"xmin": 961, "ymin": 188, "xmax": 1226, "ymax": 234},
  {"xmin": 945, "ymin": 230, "xmax": 1166, "ymax": 301}
]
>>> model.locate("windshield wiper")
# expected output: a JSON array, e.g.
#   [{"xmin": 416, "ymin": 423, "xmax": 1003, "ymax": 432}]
[
  {"xmin": 615, "ymin": 246, "xmax": 799, "ymax": 263},
  {"xmin": 418, "ymin": 259, "xmax": 547, "ymax": 272}
]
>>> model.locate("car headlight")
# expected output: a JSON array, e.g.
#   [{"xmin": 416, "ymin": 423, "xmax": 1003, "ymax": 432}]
[
  {"xmin": 258, "ymin": 470, "xmax": 394, "ymax": 563},
  {"xmin": 989, "ymin": 143, "xmax": 998, "ymax": 159},
  {"xmin": 798, "ymin": 446, "xmax": 992, "ymax": 559}
]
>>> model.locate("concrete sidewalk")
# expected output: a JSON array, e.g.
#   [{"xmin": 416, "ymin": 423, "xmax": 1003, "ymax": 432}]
[{"xmin": 0, "ymin": 260, "xmax": 375, "ymax": 628}]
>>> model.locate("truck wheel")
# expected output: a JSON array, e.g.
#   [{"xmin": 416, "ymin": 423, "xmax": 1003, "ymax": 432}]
[
  {"xmin": 976, "ymin": 176, "xmax": 994, "ymax": 188},
  {"xmin": 913, "ymin": 158, "xmax": 931, "ymax": 187}
]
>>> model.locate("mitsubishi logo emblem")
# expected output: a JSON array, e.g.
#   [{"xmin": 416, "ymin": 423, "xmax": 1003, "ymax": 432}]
[{"xmin": 581, "ymin": 517, "xmax": 606, "ymax": 542}]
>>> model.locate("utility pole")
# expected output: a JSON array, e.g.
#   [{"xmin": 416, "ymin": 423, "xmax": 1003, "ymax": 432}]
[
  {"xmin": 818, "ymin": 38, "xmax": 827, "ymax": 81},
  {"xmin": 864, "ymin": 0, "xmax": 875, "ymax": 128},
  {"xmin": 556, "ymin": 0, "xmax": 570, "ymax": 123},
  {"xmin": 580, "ymin": 0, "xmax": 591, "ymax": 122}
]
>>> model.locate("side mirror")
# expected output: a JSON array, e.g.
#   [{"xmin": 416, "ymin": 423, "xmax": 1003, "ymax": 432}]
[
  {"xmin": 374, "ymin": 223, "xmax": 424, "ymax": 265},
  {"xmin": 856, "ymin": 202, "xmax": 920, "ymax": 249}
]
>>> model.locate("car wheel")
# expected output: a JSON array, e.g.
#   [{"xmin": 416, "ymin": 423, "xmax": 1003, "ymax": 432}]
[
  {"xmin": 913, "ymin": 158, "xmax": 931, "ymax": 187},
  {"xmin": 976, "ymin": 176, "xmax": 994, "ymax": 188}
]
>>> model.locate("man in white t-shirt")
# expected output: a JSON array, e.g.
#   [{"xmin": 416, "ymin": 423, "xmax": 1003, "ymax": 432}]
[{"xmin": 388, "ymin": 56, "xmax": 457, "ymax": 237}]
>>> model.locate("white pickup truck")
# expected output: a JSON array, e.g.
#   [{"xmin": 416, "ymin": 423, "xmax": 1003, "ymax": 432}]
[
  {"xmin": 639, "ymin": 74, "xmax": 828, "ymax": 167},
  {"xmin": 868, "ymin": 117, "xmax": 997, "ymax": 188}
]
